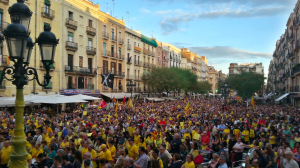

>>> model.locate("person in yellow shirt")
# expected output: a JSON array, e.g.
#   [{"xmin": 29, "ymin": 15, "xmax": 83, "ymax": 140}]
[
  {"xmin": 45, "ymin": 124, "xmax": 53, "ymax": 133},
  {"xmin": 183, "ymin": 154, "xmax": 195, "ymax": 168},
  {"xmin": 127, "ymin": 123, "xmax": 135, "ymax": 137},
  {"xmin": 108, "ymin": 140, "xmax": 116, "ymax": 158},
  {"xmin": 42, "ymin": 129, "xmax": 48, "ymax": 140},
  {"xmin": 183, "ymin": 130, "xmax": 191, "ymax": 140},
  {"xmin": 139, "ymin": 137, "xmax": 147, "ymax": 149},
  {"xmin": 269, "ymin": 131, "xmax": 276, "ymax": 147},
  {"xmin": 97, "ymin": 144, "xmax": 113, "ymax": 166},
  {"xmin": 0, "ymin": 141, "xmax": 12, "ymax": 168},
  {"xmin": 134, "ymin": 131, "xmax": 141, "ymax": 146},
  {"xmin": 126, "ymin": 139, "xmax": 138, "ymax": 160},
  {"xmin": 45, "ymin": 132, "xmax": 53, "ymax": 146},
  {"xmin": 31, "ymin": 143, "xmax": 43, "ymax": 161},
  {"xmin": 87, "ymin": 144, "xmax": 97, "ymax": 168},
  {"xmin": 60, "ymin": 136, "xmax": 69, "ymax": 149},
  {"xmin": 81, "ymin": 141, "xmax": 88, "ymax": 156},
  {"xmin": 152, "ymin": 149, "xmax": 163, "ymax": 168},
  {"xmin": 241, "ymin": 128, "xmax": 250, "ymax": 144},
  {"xmin": 249, "ymin": 126, "xmax": 256, "ymax": 144},
  {"xmin": 223, "ymin": 125, "xmax": 231, "ymax": 139}
]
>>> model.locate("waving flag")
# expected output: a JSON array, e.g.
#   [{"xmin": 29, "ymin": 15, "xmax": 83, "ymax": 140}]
[
  {"xmin": 112, "ymin": 97, "xmax": 116, "ymax": 103},
  {"xmin": 236, "ymin": 95, "xmax": 241, "ymax": 103},
  {"xmin": 128, "ymin": 97, "xmax": 133, "ymax": 107},
  {"xmin": 250, "ymin": 96, "xmax": 256, "ymax": 107},
  {"xmin": 101, "ymin": 74, "xmax": 114, "ymax": 88},
  {"xmin": 122, "ymin": 96, "xmax": 126, "ymax": 105},
  {"xmin": 150, "ymin": 124, "xmax": 157, "ymax": 140},
  {"xmin": 100, "ymin": 99, "xmax": 107, "ymax": 108},
  {"xmin": 185, "ymin": 102, "xmax": 190, "ymax": 113},
  {"xmin": 115, "ymin": 100, "xmax": 119, "ymax": 111}
]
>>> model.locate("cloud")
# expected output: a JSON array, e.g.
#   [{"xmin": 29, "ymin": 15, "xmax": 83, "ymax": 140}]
[
  {"xmin": 140, "ymin": 8, "xmax": 150, "ymax": 13},
  {"xmin": 159, "ymin": 6, "xmax": 289, "ymax": 34},
  {"xmin": 189, "ymin": 46, "xmax": 272, "ymax": 60}
]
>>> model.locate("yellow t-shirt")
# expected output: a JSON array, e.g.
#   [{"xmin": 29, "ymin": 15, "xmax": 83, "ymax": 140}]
[
  {"xmin": 156, "ymin": 158, "xmax": 163, "ymax": 168},
  {"xmin": 31, "ymin": 148, "xmax": 43, "ymax": 159},
  {"xmin": 250, "ymin": 129, "xmax": 255, "ymax": 138},
  {"xmin": 193, "ymin": 133, "xmax": 200, "ymax": 141},
  {"xmin": 183, "ymin": 161, "xmax": 195, "ymax": 168},
  {"xmin": 295, "ymin": 137, "xmax": 300, "ymax": 142},
  {"xmin": 45, "ymin": 136, "xmax": 52, "ymax": 146},
  {"xmin": 183, "ymin": 133, "xmax": 191, "ymax": 139},
  {"xmin": 128, "ymin": 127, "xmax": 135, "ymax": 136},
  {"xmin": 242, "ymin": 130, "xmax": 249, "ymax": 142},
  {"xmin": 90, "ymin": 149, "xmax": 97, "ymax": 168},
  {"xmin": 61, "ymin": 142, "xmax": 69, "ymax": 148},
  {"xmin": 98, "ymin": 150, "xmax": 112, "ymax": 161},
  {"xmin": 134, "ymin": 135, "xmax": 141, "ymax": 145},
  {"xmin": 0, "ymin": 146, "xmax": 12, "ymax": 164},
  {"xmin": 223, "ymin": 129, "xmax": 230, "ymax": 135},
  {"xmin": 108, "ymin": 145, "xmax": 116, "ymax": 157},
  {"xmin": 42, "ymin": 134, "xmax": 48, "ymax": 140},
  {"xmin": 269, "ymin": 135, "xmax": 275, "ymax": 144},
  {"xmin": 127, "ymin": 144, "xmax": 138, "ymax": 159},
  {"xmin": 46, "ymin": 127, "xmax": 53, "ymax": 133},
  {"xmin": 27, "ymin": 153, "xmax": 32, "ymax": 162},
  {"xmin": 81, "ymin": 147, "xmax": 88, "ymax": 156}
]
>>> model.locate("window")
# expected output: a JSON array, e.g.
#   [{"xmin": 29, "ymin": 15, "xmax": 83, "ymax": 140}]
[
  {"xmin": 68, "ymin": 11, "xmax": 73, "ymax": 20},
  {"xmin": 88, "ymin": 19, "xmax": 92, "ymax": 27},
  {"xmin": 103, "ymin": 25, "xmax": 106, "ymax": 33},
  {"xmin": 111, "ymin": 29, "xmax": 115, "ymax": 40},
  {"xmin": 119, "ymin": 32, "xmax": 121, "ymax": 40},
  {"xmin": 103, "ymin": 60, "xmax": 108, "ymax": 74},
  {"xmin": 80, "ymin": 16, "xmax": 83, "ymax": 24},
  {"xmin": 44, "ymin": 0, "xmax": 50, "ymax": 14},
  {"xmin": 79, "ymin": 56, "xmax": 83, "ymax": 67},
  {"xmin": 103, "ymin": 42, "xmax": 106, "ymax": 54},
  {"xmin": 118, "ymin": 47, "xmax": 121, "ymax": 58},
  {"xmin": 68, "ymin": 32, "xmax": 73, "ymax": 42},
  {"xmin": 88, "ymin": 38, "xmax": 92, "ymax": 48},
  {"xmin": 134, "ymin": 42, "xmax": 136, "ymax": 46}
]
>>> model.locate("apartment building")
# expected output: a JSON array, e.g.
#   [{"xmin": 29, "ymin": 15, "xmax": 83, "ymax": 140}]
[
  {"xmin": 125, "ymin": 28, "xmax": 142, "ymax": 93},
  {"xmin": 228, "ymin": 63, "xmax": 264, "ymax": 77},
  {"xmin": 163, "ymin": 43, "xmax": 181, "ymax": 68},
  {"xmin": 162, "ymin": 45, "xmax": 170, "ymax": 67},
  {"xmin": 208, "ymin": 66, "xmax": 218, "ymax": 94},
  {"xmin": 98, "ymin": 11, "xmax": 126, "ymax": 93},
  {"xmin": 181, "ymin": 48, "xmax": 206, "ymax": 80},
  {"xmin": 155, "ymin": 40, "xmax": 163, "ymax": 68},
  {"xmin": 62, "ymin": 0, "xmax": 99, "ymax": 93},
  {"xmin": 0, "ymin": 0, "xmax": 62, "ymax": 97}
]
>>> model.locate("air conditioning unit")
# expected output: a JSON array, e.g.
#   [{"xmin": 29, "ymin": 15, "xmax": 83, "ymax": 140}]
[{"xmin": 65, "ymin": 66, "xmax": 70, "ymax": 70}]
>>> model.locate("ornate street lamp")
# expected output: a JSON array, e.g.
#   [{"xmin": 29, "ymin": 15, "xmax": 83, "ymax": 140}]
[
  {"xmin": 0, "ymin": 1, "xmax": 58, "ymax": 168},
  {"xmin": 126, "ymin": 80, "xmax": 136, "ymax": 101},
  {"xmin": 221, "ymin": 81, "xmax": 231, "ymax": 105}
]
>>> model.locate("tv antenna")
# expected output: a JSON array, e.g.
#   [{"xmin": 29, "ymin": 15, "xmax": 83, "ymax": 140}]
[
  {"xmin": 127, "ymin": 11, "xmax": 129, "ymax": 26},
  {"xmin": 112, "ymin": 0, "xmax": 115, "ymax": 17}
]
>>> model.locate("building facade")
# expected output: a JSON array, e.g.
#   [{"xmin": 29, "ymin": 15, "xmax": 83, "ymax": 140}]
[
  {"xmin": 163, "ymin": 43, "xmax": 181, "ymax": 68},
  {"xmin": 208, "ymin": 66, "xmax": 219, "ymax": 94},
  {"xmin": 98, "ymin": 11, "xmax": 126, "ymax": 93},
  {"xmin": 229, "ymin": 63, "xmax": 264, "ymax": 77},
  {"xmin": 181, "ymin": 48, "xmax": 206, "ymax": 80}
]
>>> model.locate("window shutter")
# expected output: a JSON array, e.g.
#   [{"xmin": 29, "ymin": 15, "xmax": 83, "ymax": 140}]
[
  {"xmin": 68, "ymin": 32, "xmax": 73, "ymax": 37},
  {"xmin": 45, "ymin": 0, "xmax": 51, "ymax": 6},
  {"xmin": 0, "ymin": 9, "xmax": 3, "ymax": 14}
]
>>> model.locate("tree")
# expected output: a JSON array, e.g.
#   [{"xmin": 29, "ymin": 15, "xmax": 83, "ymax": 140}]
[{"xmin": 227, "ymin": 72, "xmax": 265, "ymax": 100}]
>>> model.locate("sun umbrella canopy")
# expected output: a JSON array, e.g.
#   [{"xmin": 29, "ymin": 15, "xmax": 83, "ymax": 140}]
[
  {"xmin": 31, "ymin": 95, "xmax": 87, "ymax": 104},
  {"xmin": 71, "ymin": 94, "xmax": 101, "ymax": 100}
]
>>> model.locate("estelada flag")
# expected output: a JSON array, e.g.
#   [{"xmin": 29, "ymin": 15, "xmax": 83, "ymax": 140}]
[
  {"xmin": 100, "ymin": 99, "xmax": 107, "ymax": 108},
  {"xmin": 128, "ymin": 97, "xmax": 133, "ymax": 107},
  {"xmin": 115, "ymin": 100, "xmax": 119, "ymax": 111},
  {"xmin": 112, "ymin": 97, "xmax": 116, "ymax": 103},
  {"xmin": 122, "ymin": 96, "xmax": 126, "ymax": 105},
  {"xmin": 185, "ymin": 102, "xmax": 190, "ymax": 113},
  {"xmin": 250, "ymin": 96, "xmax": 256, "ymax": 107},
  {"xmin": 236, "ymin": 95, "xmax": 241, "ymax": 103}
]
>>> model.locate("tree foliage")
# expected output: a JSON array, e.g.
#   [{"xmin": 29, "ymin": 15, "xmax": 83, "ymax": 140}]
[
  {"xmin": 142, "ymin": 67, "xmax": 212, "ymax": 95},
  {"xmin": 227, "ymin": 72, "xmax": 265, "ymax": 99}
]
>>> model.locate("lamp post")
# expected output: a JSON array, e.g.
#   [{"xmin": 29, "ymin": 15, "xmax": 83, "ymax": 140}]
[
  {"xmin": 126, "ymin": 80, "xmax": 136, "ymax": 101},
  {"xmin": 221, "ymin": 81, "xmax": 231, "ymax": 105},
  {"xmin": 0, "ymin": 1, "xmax": 58, "ymax": 168}
]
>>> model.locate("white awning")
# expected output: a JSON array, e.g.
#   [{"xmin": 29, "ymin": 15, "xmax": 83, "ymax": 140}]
[
  {"xmin": 101, "ymin": 93, "xmax": 138, "ymax": 99},
  {"xmin": 275, "ymin": 93, "xmax": 290, "ymax": 102},
  {"xmin": 146, "ymin": 98, "xmax": 165, "ymax": 101}
]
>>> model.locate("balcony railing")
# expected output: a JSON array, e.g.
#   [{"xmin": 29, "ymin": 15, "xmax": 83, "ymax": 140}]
[
  {"xmin": 292, "ymin": 64, "xmax": 300, "ymax": 74},
  {"xmin": 66, "ymin": 18, "xmax": 78, "ymax": 30},
  {"xmin": 127, "ymin": 44, "xmax": 131, "ymax": 50},
  {"xmin": 67, "ymin": 83, "xmax": 75, "ymax": 89},
  {"xmin": 127, "ymin": 58, "xmax": 132, "ymax": 64},
  {"xmin": 0, "ymin": 0, "xmax": 9, "ymax": 5},
  {"xmin": 118, "ymin": 38, "xmax": 124, "ymax": 45},
  {"xmin": 291, "ymin": 86, "xmax": 300, "ymax": 92},
  {"xmin": 134, "ymin": 46, "xmax": 142, "ymax": 53},
  {"xmin": 87, "ymin": 84, "xmax": 94, "ymax": 90},
  {"xmin": 118, "ymin": 54, "xmax": 124, "ymax": 60},
  {"xmin": 0, "ymin": 21, "xmax": 9, "ymax": 32},
  {"xmin": 65, "ymin": 65, "xmax": 97, "ymax": 75},
  {"xmin": 101, "ymin": 50, "xmax": 111, "ymax": 58},
  {"xmin": 0, "ymin": 55, "xmax": 9, "ymax": 67},
  {"xmin": 102, "ymin": 32, "xmax": 109, "ymax": 39},
  {"xmin": 101, "ymin": 70, "xmax": 125, "ymax": 77},
  {"xmin": 66, "ymin": 41, "xmax": 78, "ymax": 51},
  {"xmin": 143, "ymin": 62, "xmax": 149, "ymax": 68},
  {"xmin": 0, "ymin": 80, "xmax": 6, "ymax": 90},
  {"xmin": 86, "ymin": 26, "xmax": 96, "ymax": 36},
  {"xmin": 86, "ymin": 46, "xmax": 96, "ymax": 55},
  {"xmin": 111, "ymin": 35, "xmax": 117, "ymax": 43},
  {"xmin": 41, "ymin": 7, "xmax": 55, "ymax": 20},
  {"xmin": 134, "ymin": 60, "xmax": 142, "ymax": 66}
]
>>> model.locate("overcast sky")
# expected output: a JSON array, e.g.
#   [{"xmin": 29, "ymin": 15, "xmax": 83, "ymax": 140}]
[{"xmin": 95, "ymin": 0, "xmax": 297, "ymax": 76}]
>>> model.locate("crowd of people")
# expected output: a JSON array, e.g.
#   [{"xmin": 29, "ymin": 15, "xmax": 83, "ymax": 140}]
[{"xmin": 0, "ymin": 98, "xmax": 299, "ymax": 168}]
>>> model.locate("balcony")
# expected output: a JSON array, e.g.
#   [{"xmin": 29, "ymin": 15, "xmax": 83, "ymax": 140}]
[
  {"xmin": 0, "ymin": 81, "xmax": 6, "ymax": 90},
  {"xmin": 143, "ymin": 62, "xmax": 149, "ymax": 68},
  {"xmin": 65, "ymin": 65, "xmax": 97, "ymax": 75},
  {"xmin": 111, "ymin": 53, "xmax": 117, "ymax": 60},
  {"xmin": 111, "ymin": 35, "xmax": 117, "ymax": 43},
  {"xmin": 152, "ymin": 53, "xmax": 155, "ymax": 57},
  {"xmin": 41, "ymin": 7, "xmax": 55, "ymax": 20},
  {"xmin": 134, "ymin": 46, "xmax": 142, "ymax": 53},
  {"xmin": 127, "ymin": 44, "xmax": 131, "ymax": 50},
  {"xmin": 0, "ymin": 55, "xmax": 9, "ymax": 67},
  {"xmin": 86, "ymin": 46, "xmax": 96, "ymax": 55},
  {"xmin": 67, "ymin": 83, "xmax": 75, "ymax": 89},
  {"xmin": 287, "ymin": 52, "xmax": 294, "ymax": 59},
  {"xmin": 102, "ymin": 32, "xmax": 109, "ymax": 40},
  {"xmin": 118, "ymin": 38, "xmax": 124, "ymax": 45},
  {"xmin": 292, "ymin": 63, "xmax": 300, "ymax": 74},
  {"xmin": 0, "ymin": 0, "xmax": 9, "ymax": 5},
  {"xmin": 66, "ymin": 18, "xmax": 78, "ymax": 30},
  {"xmin": 291, "ymin": 86, "xmax": 300, "ymax": 92},
  {"xmin": 86, "ymin": 26, "xmax": 96, "ymax": 36},
  {"xmin": 134, "ymin": 60, "xmax": 142, "ymax": 66},
  {"xmin": 87, "ymin": 84, "xmax": 94, "ymax": 90},
  {"xmin": 0, "ymin": 21, "xmax": 9, "ymax": 32},
  {"xmin": 66, "ymin": 41, "xmax": 78, "ymax": 51},
  {"xmin": 117, "ymin": 54, "xmax": 124, "ymax": 61},
  {"xmin": 101, "ymin": 70, "xmax": 125, "ymax": 77},
  {"xmin": 101, "ymin": 50, "xmax": 111, "ymax": 58}
]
